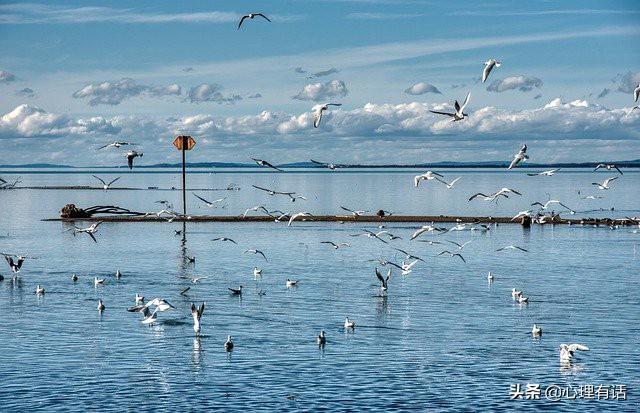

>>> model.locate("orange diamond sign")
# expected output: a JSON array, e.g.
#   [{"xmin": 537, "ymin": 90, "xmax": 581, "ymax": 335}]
[{"xmin": 173, "ymin": 135, "xmax": 196, "ymax": 151}]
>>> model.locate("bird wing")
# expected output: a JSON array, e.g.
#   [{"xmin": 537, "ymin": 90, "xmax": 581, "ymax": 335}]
[
  {"xmin": 237, "ymin": 15, "xmax": 249, "ymax": 29},
  {"xmin": 482, "ymin": 64, "xmax": 492, "ymax": 83},
  {"xmin": 97, "ymin": 143, "xmax": 112, "ymax": 150},
  {"xmin": 448, "ymin": 177, "xmax": 462, "ymax": 186},
  {"xmin": 265, "ymin": 162, "xmax": 284, "ymax": 172},
  {"xmin": 127, "ymin": 156, "xmax": 134, "ymax": 169},
  {"xmin": 468, "ymin": 193, "xmax": 486, "ymax": 201},
  {"xmin": 257, "ymin": 250, "xmax": 268, "ymax": 261},
  {"xmin": 635, "ymin": 86, "xmax": 640, "ymax": 102},
  {"xmin": 508, "ymin": 156, "xmax": 520, "ymax": 170},
  {"xmin": 252, "ymin": 185, "xmax": 272, "ymax": 193},
  {"xmin": 515, "ymin": 246, "xmax": 528, "ymax": 252},
  {"xmin": 310, "ymin": 159, "xmax": 327, "ymax": 167},
  {"xmin": 568, "ymin": 344, "xmax": 589, "ymax": 352},
  {"xmin": 198, "ymin": 303, "xmax": 205, "ymax": 317},
  {"xmin": 375, "ymin": 268, "xmax": 384, "ymax": 284},
  {"xmin": 313, "ymin": 111, "xmax": 323, "ymax": 128},
  {"xmin": 429, "ymin": 110, "xmax": 455, "ymax": 117},
  {"xmin": 255, "ymin": 13, "xmax": 271, "ymax": 22},
  {"xmin": 460, "ymin": 92, "xmax": 471, "ymax": 111},
  {"xmin": 107, "ymin": 177, "xmax": 120, "ymax": 186},
  {"xmin": 88, "ymin": 232, "xmax": 97, "ymax": 243},
  {"xmin": 453, "ymin": 254, "xmax": 466, "ymax": 263},
  {"xmin": 614, "ymin": 165, "xmax": 623, "ymax": 175},
  {"xmin": 92, "ymin": 175, "xmax": 106, "ymax": 185}
]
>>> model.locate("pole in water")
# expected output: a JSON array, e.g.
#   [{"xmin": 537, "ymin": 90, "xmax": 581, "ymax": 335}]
[{"xmin": 172, "ymin": 135, "xmax": 197, "ymax": 220}]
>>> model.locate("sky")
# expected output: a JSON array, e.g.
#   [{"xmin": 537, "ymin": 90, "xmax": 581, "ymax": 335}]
[{"xmin": 1, "ymin": 0, "xmax": 639, "ymax": 166}]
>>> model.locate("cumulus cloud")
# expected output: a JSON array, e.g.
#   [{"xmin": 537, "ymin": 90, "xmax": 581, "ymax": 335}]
[
  {"xmin": 487, "ymin": 75, "xmax": 543, "ymax": 92},
  {"xmin": 0, "ymin": 70, "xmax": 16, "ymax": 83},
  {"xmin": 615, "ymin": 71, "xmax": 640, "ymax": 93},
  {"xmin": 72, "ymin": 78, "xmax": 181, "ymax": 105},
  {"xmin": 597, "ymin": 88, "xmax": 611, "ymax": 98},
  {"xmin": 292, "ymin": 80, "xmax": 348, "ymax": 102},
  {"xmin": 404, "ymin": 82, "xmax": 442, "ymax": 95},
  {"xmin": 0, "ymin": 104, "xmax": 120, "ymax": 138},
  {"xmin": 186, "ymin": 83, "xmax": 242, "ymax": 104},
  {"xmin": 16, "ymin": 87, "xmax": 35, "ymax": 97}
]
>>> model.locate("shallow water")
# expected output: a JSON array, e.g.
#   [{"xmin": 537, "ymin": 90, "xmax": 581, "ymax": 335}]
[{"xmin": 0, "ymin": 169, "xmax": 638, "ymax": 411}]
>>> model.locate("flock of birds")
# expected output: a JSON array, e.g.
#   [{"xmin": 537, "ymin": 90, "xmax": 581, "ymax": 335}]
[{"xmin": 3, "ymin": 11, "xmax": 639, "ymax": 366}]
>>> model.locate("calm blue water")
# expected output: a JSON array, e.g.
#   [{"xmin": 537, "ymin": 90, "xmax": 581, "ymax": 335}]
[{"xmin": 0, "ymin": 169, "xmax": 638, "ymax": 411}]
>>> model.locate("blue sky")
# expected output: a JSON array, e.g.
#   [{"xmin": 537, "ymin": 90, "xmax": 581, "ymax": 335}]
[{"xmin": 1, "ymin": 0, "xmax": 639, "ymax": 165}]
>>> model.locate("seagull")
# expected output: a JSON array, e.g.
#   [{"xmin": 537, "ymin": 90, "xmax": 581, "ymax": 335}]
[
  {"xmin": 468, "ymin": 188, "xmax": 515, "ymax": 202},
  {"xmin": 531, "ymin": 200, "xmax": 575, "ymax": 213},
  {"xmin": 446, "ymin": 240, "xmax": 472, "ymax": 250},
  {"xmin": 508, "ymin": 144, "xmax": 528, "ymax": 170},
  {"xmin": 414, "ymin": 171, "xmax": 446, "ymax": 188},
  {"xmin": 393, "ymin": 247, "xmax": 425, "ymax": 263},
  {"xmin": 141, "ymin": 308, "xmax": 159, "ymax": 325},
  {"xmin": 190, "ymin": 302, "xmax": 205, "ymax": 335},
  {"xmin": 482, "ymin": 59, "xmax": 501, "ymax": 83},
  {"xmin": 252, "ymin": 185, "xmax": 305, "ymax": 202},
  {"xmin": 35, "ymin": 285, "xmax": 45, "ymax": 295},
  {"xmin": 97, "ymin": 141, "xmax": 137, "ymax": 150},
  {"xmin": 350, "ymin": 230, "xmax": 389, "ymax": 244},
  {"xmin": 143, "ymin": 298, "xmax": 176, "ymax": 312},
  {"xmin": 344, "ymin": 317, "xmax": 355, "ymax": 329},
  {"xmin": 313, "ymin": 103, "xmax": 342, "ymax": 128},
  {"xmin": 244, "ymin": 249, "xmax": 267, "ymax": 261},
  {"xmin": 94, "ymin": 276, "xmax": 105, "ymax": 287},
  {"xmin": 375, "ymin": 267, "xmax": 391, "ymax": 291},
  {"xmin": 411, "ymin": 224, "xmax": 445, "ymax": 240},
  {"xmin": 288, "ymin": 212, "xmax": 314, "ymax": 226},
  {"xmin": 135, "ymin": 293, "xmax": 144, "ymax": 304},
  {"xmin": 592, "ymin": 176, "xmax": 618, "ymax": 190},
  {"xmin": 511, "ymin": 210, "xmax": 532, "ymax": 221},
  {"xmin": 71, "ymin": 274, "xmax": 78, "ymax": 282},
  {"xmin": 527, "ymin": 168, "xmax": 560, "ymax": 177},
  {"xmin": 125, "ymin": 150, "xmax": 143, "ymax": 169},
  {"xmin": 92, "ymin": 175, "xmax": 120, "ymax": 190},
  {"xmin": 193, "ymin": 193, "xmax": 226, "ymax": 207},
  {"xmin": 97, "ymin": 299, "xmax": 105, "ymax": 311},
  {"xmin": 634, "ymin": 84, "xmax": 640, "ymax": 102},
  {"xmin": 310, "ymin": 159, "xmax": 345, "ymax": 170},
  {"xmin": 401, "ymin": 260, "xmax": 419, "ymax": 275},
  {"xmin": 115, "ymin": 269, "xmax": 122, "ymax": 279},
  {"xmin": 437, "ymin": 251, "xmax": 466, "ymax": 263},
  {"xmin": 517, "ymin": 295, "xmax": 529, "ymax": 304},
  {"xmin": 321, "ymin": 241, "xmax": 350, "ymax": 249},
  {"xmin": 237, "ymin": 13, "xmax": 271, "ymax": 29},
  {"xmin": 242, "ymin": 205, "xmax": 270, "ymax": 218},
  {"xmin": 442, "ymin": 177, "xmax": 462, "ymax": 189},
  {"xmin": 224, "ymin": 335, "xmax": 234, "ymax": 351},
  {"xmin": 212, "ymin": 237, "xmax": 237, "ymax": 244},
  {"xmin": 188, "ymin": 276, "xmax": 207, "ymax": 284},
  {"xmin": 340, "ymin": 206, "xmax": 369, "ymax": 217},
  {"xmin": 532, "ymin": 324, "xmax": 542, "ymax": 336},
  {"xmin": 250, "ymin": 157, "xmax": 284, "ymax": 172},
  {"xmin": 487, "ymin": 272, "xmax": 494, "ymax": 282},
  {"xmin": 4, "ymin": 255, "xmax": 24, "ymax": 273},
  {"xmin": 228, "ymin": 285, "xmax": 243, "ymax": 295},
  {"xmin": 253, "ymin": 267, "xmax": 262, "ymax": 277},
  {"xmin": 68, "ymin": 222, "xmax": 102, "ymax": 243},
  {"xmin": 286, "ymin": 278, "xmax": 299, "ymax": 288},
  {"xmin": 512, "ymin": 288, "xmax": 523, "ymax": 299},
  {"xmin": 594, "ymin": 163, "xmax": 623, "ymax": 175},
  {"xmin": 496, "ymin": 245, "xmax": 528, "ymax": 252},
  {"xmin": 429, "ymin": 92, "xmax": 470, "ymax": 121},
  {"xmin": 559, "ymin": 343, "xmax": 589, "ymax": 363},
  {"xmin": 317, "ymin": 330, "xmax": 326, "ymax": 346}
]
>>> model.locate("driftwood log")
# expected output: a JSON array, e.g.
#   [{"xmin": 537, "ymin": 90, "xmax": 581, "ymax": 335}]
[{"xmin": 60, "ymin": 204, "xmax": 144, "ymax": 218}]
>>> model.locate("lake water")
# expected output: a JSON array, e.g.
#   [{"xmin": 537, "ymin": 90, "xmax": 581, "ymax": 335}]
[{"xmin": 0, "ymin": 168, "xmax": 638, "ymax": 411}]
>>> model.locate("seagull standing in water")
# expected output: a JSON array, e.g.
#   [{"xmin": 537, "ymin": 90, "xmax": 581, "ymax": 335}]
[
  {"xmin": 97, "ymin": 299, "xmax": 105, "ymax": 311},
  {"xmin": 313, "ymin": 103, "xmax": 342, "ymax": 128},
  {"xmin": 253, "ymin": 267, "xmax": 262, "ymax": 277},
  {"xmin": 237, "ymin": 13, "xmax": 271, "ymax": 29},
  {"xmin": 344, "ymin": 317, "xmax": 355, "ymax": 329},
  {"xmin": 224, "ymin": 335, "xmax": 234, "ymax": 351},
  {"xmin": 532, "ymin": 324, "xmax": 542, "ymax": 336},
  {"xmin": 508, "ymin": 144, "xmax": 528, "ymax": 170},
  {"xmin": 190, "ymin": 302, "xmax": 205, "ymax": 335},
  {"xmin": 559, "ymin": 343, "xmax": 589, "ymax": 363},
  {"xmin": 92, "ymin": 175, "xmax": 120, "ymax": 190},
  {"xmin": 592, "ymin": 176, "xmax": 618, "ymax": 190},
  {"xmin": 125, "ymin": 151, "xmax": 143, "ymax": 169},
  {"xmin": 482, "ymin": 59, "xmax": 501, "ymax": 83},
  {"xmin": 429, "ymin": 92, "xmax": 470, "ymax": 121}
]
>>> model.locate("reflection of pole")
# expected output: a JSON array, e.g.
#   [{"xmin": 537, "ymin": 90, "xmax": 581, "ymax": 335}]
[{"xmin": 182, "ymin": 136, "xmax": 187, "ymax": 218}]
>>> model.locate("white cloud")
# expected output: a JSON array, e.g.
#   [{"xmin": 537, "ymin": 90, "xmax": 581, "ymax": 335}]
[
  {"xmin": 72, "ymin": 78, "xmax": 181, "ymax": 106},
  {"xmin": 186, "ymin": 84, "xmax": 242, "ymax": 104},
  {"xmin": 404, "ymin": 82, "xmax": 442, "ymax": 95},
  {"xmin": 292, "ymin": 80, "xmax": 348, "ymax": 101},
  {"xmin": 0, "ymin": 70, "xmax": 16, "ymax": 83},
  {"xmin": 487, "ymin": 75, "xmax": 543, "ymax": 92}
]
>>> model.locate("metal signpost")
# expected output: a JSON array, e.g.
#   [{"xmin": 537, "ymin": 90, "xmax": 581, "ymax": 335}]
[{"xmin": 172, "ymin": 135, "xmax": 197, "ymax": 217}]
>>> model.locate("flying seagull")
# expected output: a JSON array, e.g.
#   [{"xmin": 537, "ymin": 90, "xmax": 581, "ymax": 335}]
[
  {"xmin": 288, "ymin": 212, "xmax": 314, "ymax": 226},
  {"xmin": 125, "ymin": 150, "xmax": 143, "ymax": 169},
  {"xmin": 441, "ymin": 177, "xmax": 462, "ymax": 189},
  {"xmin": 68, "ymin": 222, "xmax": 102, "ymax": 243},
  {"xmin": 429, "ymin": 92, "xmax": 470, "ymax": 121},
  {"xmin": 437, "ymin": 250, "xmax": 466, "ymax": 263},
  {"xmin": 244, "ymin": 249, "xmax": 268, "ymax": 261},
  {"xmin": 482, "ymin": 59, "xmax": 501, "ymax": 83},
  {"xmin": 592, "ymin": 176, "xmax": 618, "ymax": 190},
  {"xmin": 321, "ymin": 241, "xmax": 350, "ymax": 249},
  {"xmin": 393, "ymin": 247, "xmax": 426, "ymax": 263},
  {"xmin": 411, "ymin": 224, "xmax": 446, "ymax": 240},
  {"xmin": 212, "ymin": 237, "xmax": 237, "ymax": 244},
  {"xmin": 350, "ymin": 230, "xmax": 389, "ymax": 244},
  {"xmin": 469, "ymin": 187, "xmax": 521, "ymax": 202},
  {"xmin": 340, "ymin": 206, "xmax": 369, "ymax": 217},
  {"xmin": 375, "ymin": 267, "xmax": 391, "ymax": 291},
  {"xmin": 193, "ymin": 193, "xmax": 226, "ymax": 207},
  {"xmin": 531, "ymin": 199, "xmax": 574, "ymax": 213},
  {"xmin": 4, "ymin": 255, "xmax": 24, "ymax": 273},
  {"xmin": 634, "ymin": 84, "xmax": 640, "ymax": 102},
  {"xmin": 237, "ymin": 13, "xmax": 271, "ymax": 29},
  {"xmin": 310, "ymin": 159, "xmax": 345, "ymax": 170},
  {"xmin": 314, "ymin": 103, "xmax": 342, "ymax": 128},
  {"xmin": 251, "ymin": 158, "xmax": 284, "ymax": 172},
  {"xmin": 508, "ymin": 144, "xmax": 528, "ymax": 170},
  {"xmin": 496, "ymin": 245, "xmax": 528, "ymax": 252},
  {"xmin": 92, "ymin": 175, "xmax": 120, "ymax": 190},
  {"xmin": 594, "ymin": 163, "xmax": 623, "ymax": 175},
  {"xmin": 414, "ymin": 171, "xmax": 445, "ymax": 187},
  {"xmin": 97, "ymin": 141, "xmax": 137, "ymax": 150},
  {"xmin": 527, "ymin": 168, "xmax": 560, "ymax": 177}
]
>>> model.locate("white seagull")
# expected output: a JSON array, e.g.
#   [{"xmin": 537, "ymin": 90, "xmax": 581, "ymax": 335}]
[
  {"xmin": 442, "ymin": 177, "xmax": 462, "ymax": 189},
  {"xmin": 414, "ymin": 171, "xmax": 445, "ymax": 187},
  {"xmin": 92, "ymin": 175, "xmax": 120, "ymax": 190},
  {"xmin": 511, "ymin": 210, "xmax": 532, "ymax": 221},
  {"xmin": 193, "ymin": 193, "xmax": 227, "ymax": 207},
  {"xmin": 429, "ymin": 92, "xmax": 471, "ymax": 121},
  {"xmin": 125, "ymin": 150, "xmax": 143, "ymax": 169},
  {"xmin": 482, "ymin": 59, "xmax": 501, "ymax": 83},
  {"xmin": 375, "ymin": 267, "xmax": 391, "ymax": 291},
  {"xmin": 288, "ymin": 212, "xmax": 314, "ymax": 226},
  {"xmin": 634, "ymin": 84, "xmax": 640, "ymax": 102},
  {"xmin": 317, "ymin": 330, "xmax": 326, "ymax": 346},
  {"xmin": 532, "ymin": 324, "xmax": 542, "ymax": 336},
  {"xmin": 286, "ymin": 278, "xmax": 299, "ymax": 288},
  {"xmin": 594, "ymin": 163, "xmax": 623, "ymax": 175},
  {"xmin": 531, "ymin": 199, "xmax": 575, "ymax": 213},
  {"xmin": 527, "ymin": 168, "xmax": 560, "ymax": 177},
  {"xmin": 314, "ymin": 103, "xmax": 342, "ymax": 128},
  {"xmin": 97, "ymin": 299, "xmax": 105, "ymax": 311},
  {"xmin": 97, "ymin": 141, "xmax": 137, "ymax": 150},
  {"xmin": 344, "ymin": 317, "xmax": 355, "ymax": 329},
  {"xmin": 244, "ymin": 249, "xmax": 268, "ymax": 261},
  {"xmin": 94, "ymin": 276, "xmax": 105, "ymax": 287},
  {"xmin": 35, "ymin": 285, "xmax": 45, "ymax": 295},
  {"xmin": 68, "ymin": 222, "xmax": 102, "ymax": 243},
  {"xmin": 190, "ymin": 302, "xmax": 205, "ymax": 335},
  {"xmin": 224, "ymin": 335, "xmax": 234, "ymax": 351},
  {"xmin": 592, "ymin": 176, "xmax": 618, "ymax": 190},
  {"xmin": 496, "ymin": 245, "xmax": 528, "ymax": 252},
  {"xmin": 320, "ymin": 241, "xmax": 350, "ymax": 249},
  {"xmin": 253, "ymin": 267, "xmax": 262, "ymax": 277},
  {"xmin": 508, "ymin": 144, "xmax": 528, "ymax": 170},
  {"xmin": 411, "ymin": 224, "xmax": 445, "ymax": 240},
  {"xmin": 559, "ymin": 343, "xmax": 589, "ymax": 363}
]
